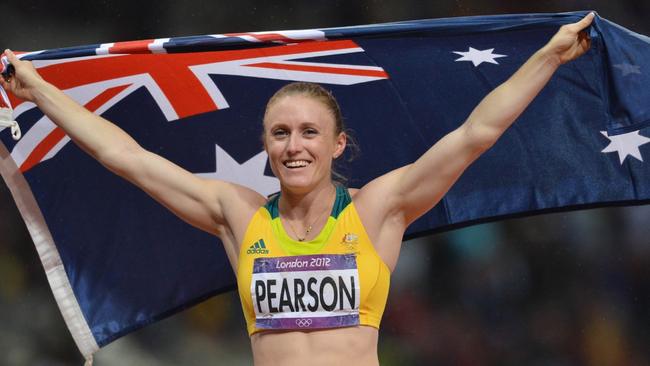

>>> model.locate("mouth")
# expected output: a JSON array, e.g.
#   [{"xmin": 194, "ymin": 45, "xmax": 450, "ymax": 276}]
[{"xmin": 283, "ymin": 159, "xmax": 311, "ymax": 169}]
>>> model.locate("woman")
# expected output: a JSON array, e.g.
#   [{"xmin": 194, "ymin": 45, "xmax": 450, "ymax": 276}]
[{"xmin": 1, "ymin": 13, "xmax": 594, "ymax": 366}]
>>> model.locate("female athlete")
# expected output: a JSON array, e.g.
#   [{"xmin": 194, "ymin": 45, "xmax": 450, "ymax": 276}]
[{"xmin": 1, "ymin": 13, "xmax": 594, "ymax": 366}]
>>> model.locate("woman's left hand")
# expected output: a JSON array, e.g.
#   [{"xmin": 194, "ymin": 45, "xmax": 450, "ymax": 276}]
[{"xmin": 544, "ymin": 12, "xmax": 595, "ymax": 65}]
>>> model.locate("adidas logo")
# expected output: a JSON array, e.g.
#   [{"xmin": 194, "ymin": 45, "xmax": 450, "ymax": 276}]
[{"xmin": 246, "ymin": 239, "xmax": 269, "ymax": 255}]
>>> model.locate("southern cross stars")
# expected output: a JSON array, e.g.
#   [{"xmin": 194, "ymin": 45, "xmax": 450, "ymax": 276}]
[
  {"xmin": 600, "ymin": 130, "xmax": 650, "ymax": 164},
  {"xmin": 195, "ymin": 144, "xmax": 280, "ymax": 196},
  {"xmin": 453, "ymin": 47, "xmax": 507, "ymax": 66}
]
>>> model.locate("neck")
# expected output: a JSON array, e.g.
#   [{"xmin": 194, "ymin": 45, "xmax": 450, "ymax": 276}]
[{"xmin": 279, "ymin": 180, "xmax": 336, "ymax": 220}]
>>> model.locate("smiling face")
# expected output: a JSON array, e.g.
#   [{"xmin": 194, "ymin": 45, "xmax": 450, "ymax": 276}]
[{"xmin": 263, "ymin": 93, "xmax": 346, "ymax": 193}]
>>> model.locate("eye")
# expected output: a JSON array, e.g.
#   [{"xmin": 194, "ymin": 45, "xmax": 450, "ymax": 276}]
[
  {"xmin": 272, "ymin": 129, "xmax": 288, "ymax": 138},
  {"xmin": 303, "ymin": 128, "xmax": 319, "ymax": 137}
]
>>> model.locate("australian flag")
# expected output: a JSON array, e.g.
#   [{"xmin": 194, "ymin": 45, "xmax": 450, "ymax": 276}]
[{"xmin": 0, "ymin": 11, "xmax": 648, "ymax": 362}]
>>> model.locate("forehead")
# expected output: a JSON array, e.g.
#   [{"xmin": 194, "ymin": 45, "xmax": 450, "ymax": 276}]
[{"xmin": 264, "ymin": 94, "xmax": 334, "ymax": 129}]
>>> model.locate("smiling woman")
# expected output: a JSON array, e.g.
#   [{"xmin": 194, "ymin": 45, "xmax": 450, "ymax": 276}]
[
  {"xmin": 263, "ymin": 82, "xmax": 353, "ymax": 186},
  {"xmin": 0, "ymin": 12, "xmax": 598, "ymax": 366},
  {"xmin": 263, "ymin": 89, "xmax": 346, "ymax": 195}
]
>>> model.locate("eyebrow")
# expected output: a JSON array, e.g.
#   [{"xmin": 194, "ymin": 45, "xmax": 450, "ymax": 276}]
[{"xmin": 267, "ymin": 121, "xmax": 320, "ymax": 129}]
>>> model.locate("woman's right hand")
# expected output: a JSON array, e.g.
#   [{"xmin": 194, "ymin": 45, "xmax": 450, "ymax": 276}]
[
  {"xmin": 1, "ymin": 49, "xmax": 46, "ymax": 103},
  {"xmin": 541, "ymin": 13, "xmax": 595, "ymax": 65}
]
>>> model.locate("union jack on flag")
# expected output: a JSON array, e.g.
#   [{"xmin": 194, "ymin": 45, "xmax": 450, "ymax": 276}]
[
  {"xmin": 1, "ymin": 11, "xmax": 649, "ymax": 362},
  {"xmin": 10, "ymin": 39, "xmax": 387, "ymax": 175}
]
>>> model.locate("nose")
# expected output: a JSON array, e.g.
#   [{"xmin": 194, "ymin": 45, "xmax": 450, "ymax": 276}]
[{"xmin": 286, "ymin": 133, "xmax": 303, "ymax": 155}]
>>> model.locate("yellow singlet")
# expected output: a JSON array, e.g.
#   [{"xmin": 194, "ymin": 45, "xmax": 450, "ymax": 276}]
[{"xmin": 237, "ymin": 185, "xmax": 390, "ymax": 335}]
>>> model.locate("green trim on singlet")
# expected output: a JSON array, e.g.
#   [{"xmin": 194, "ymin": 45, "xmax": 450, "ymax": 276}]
[
  {"xmin": 331, "ymin": 185, "xmax": 351, "ymax": 219},
  {"xmin": 263, "ymin": 185, "xmax": 350, "ymax": 219},
  {"xmin": 264, "ymin": 194, "xmax": 280, "ymax": 219},
  {"xmin": 263, "ymin": 185, "xmax": 352, "ymax": 256}
]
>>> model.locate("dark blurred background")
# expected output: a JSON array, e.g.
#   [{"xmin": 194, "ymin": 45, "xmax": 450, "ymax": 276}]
[{"xmin": 1, "ymin": 1, "xmax": 649, "ymax": 365}]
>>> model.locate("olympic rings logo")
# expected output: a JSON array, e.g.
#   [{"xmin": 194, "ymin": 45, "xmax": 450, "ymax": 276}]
[{"xmin": 295, "ymin": 318, "xmax": 313, "ymax": 327}]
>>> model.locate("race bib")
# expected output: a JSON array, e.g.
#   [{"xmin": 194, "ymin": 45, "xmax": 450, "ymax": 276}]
[{"xmin": 251, "ymin": 253, "xmax": 360, "ymax": 330}]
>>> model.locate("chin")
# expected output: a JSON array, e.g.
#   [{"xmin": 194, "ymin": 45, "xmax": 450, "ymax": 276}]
[
  {"xmin": 279, "ymin": 173, "xmax": 319, "ymax": 192},
  {"xmin": 281, "ymin": 178, "xmax": 312, "ymax": 191}
]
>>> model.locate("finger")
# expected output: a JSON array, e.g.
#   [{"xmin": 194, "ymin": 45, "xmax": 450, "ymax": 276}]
[
  {"xmin": 568, "ymin": 12, "xmax": 595, "ymax": 32},
  {"xmin": 4, "ymin": 49, "xmax": 20, "ymax": 64},
  {"xmin": 582, "ymin": 33, "xmax": 592, "ymax": 51},
  {"xmin": 0, "ymin": 77, "xmax": 13, "ymax": 89}
]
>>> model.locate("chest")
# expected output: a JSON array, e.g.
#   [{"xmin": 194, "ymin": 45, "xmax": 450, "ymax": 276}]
[{"xmin": 236, "ymin": 207, "xmax": 385, "ymax": 331}]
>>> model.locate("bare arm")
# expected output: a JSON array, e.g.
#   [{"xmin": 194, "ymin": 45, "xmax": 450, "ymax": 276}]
[
  {"xmin": 356, "ymin": 13, "xmax": 595, "ymax": 241},
  {"xmin": 1, "ymin": 51, "xmax": 262, "ymax": 236}
]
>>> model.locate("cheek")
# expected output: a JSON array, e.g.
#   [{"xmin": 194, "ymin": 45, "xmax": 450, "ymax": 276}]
[
  {"xmin": 265, "ymin": 145, "xmax": 281, "ymax": 177},
  {"xmin": 265, "ymin": 140, "xmax": 284, "ymax": 165}
]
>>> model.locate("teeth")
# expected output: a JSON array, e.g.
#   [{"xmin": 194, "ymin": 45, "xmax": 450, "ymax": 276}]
[{"xmin": 285, "ymin": 160, "xmax": 309, "ymax": 168}]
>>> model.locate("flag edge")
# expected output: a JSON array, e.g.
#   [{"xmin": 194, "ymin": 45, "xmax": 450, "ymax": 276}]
[{"xmin": 0, "ymin": 141, "xmax": 99, "ymax": 360}]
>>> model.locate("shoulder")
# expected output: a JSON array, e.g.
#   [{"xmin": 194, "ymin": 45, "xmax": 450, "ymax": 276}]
[
  {"xmin": 351, "ymin": 165, "xmax": 410, "ymax": 217},
  {"xmin": 213, "ymin": 182, "xmax": 271, "ymax": 263},
  {"xmin": 216, "ymin": 181, "xmax": 268, "ymax": 232}
]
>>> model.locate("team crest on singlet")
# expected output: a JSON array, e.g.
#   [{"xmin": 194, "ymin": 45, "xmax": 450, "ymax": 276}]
[
  {"xmin": 341, "ymin": 232, "xmax": 359, "ymax": 252},
  {"xmin": 251, "ymin": 253, "xmax": 360, "ymax": 330}
]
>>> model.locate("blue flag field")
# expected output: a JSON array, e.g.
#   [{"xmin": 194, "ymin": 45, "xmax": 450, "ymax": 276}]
[{"xmin": 0, "ymin": 11, "xmax": 648, "ymax": 362}]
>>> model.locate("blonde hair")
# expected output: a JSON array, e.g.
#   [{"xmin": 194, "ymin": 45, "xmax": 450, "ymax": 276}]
[{"xmin": 264, "ymin": 82, "xmax": 344, "ymax": 134}]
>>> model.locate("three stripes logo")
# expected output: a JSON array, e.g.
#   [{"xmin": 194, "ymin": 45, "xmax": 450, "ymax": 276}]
[{"xmin": 247, "ymin": 239, "xmax": 269, "ymax": 255}]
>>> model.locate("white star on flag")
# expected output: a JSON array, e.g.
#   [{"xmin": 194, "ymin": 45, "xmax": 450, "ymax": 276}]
[
  {"xmin": 600, "ymin": 130, "xmax": 650, "ymax": 164},
  {"xmin": 613, "ymin": 63, "xmax": 641, "ymax": 76},
  {"xmin": 195, "ymin": 144, "xmax": 280, "ymax": 196},
  {"xmin": 453, "ymin": 47, "xmax": 507, "ymax": 66}
]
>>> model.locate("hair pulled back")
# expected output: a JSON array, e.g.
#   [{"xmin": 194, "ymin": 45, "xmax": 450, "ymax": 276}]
[{"xmin": 264, "ymin": 82, "xmax": 345, "ymax": 135}]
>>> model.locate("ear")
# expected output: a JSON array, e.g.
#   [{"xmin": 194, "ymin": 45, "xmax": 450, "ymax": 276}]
[{"xmin": 333, "ymin": 132, "xmax": 347, "ymax": 159}]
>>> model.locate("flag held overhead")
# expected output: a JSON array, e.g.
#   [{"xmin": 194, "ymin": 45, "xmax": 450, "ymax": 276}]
[{"xmin": 0, "ymin": 11, "xmax": 649, "ymax": 362}]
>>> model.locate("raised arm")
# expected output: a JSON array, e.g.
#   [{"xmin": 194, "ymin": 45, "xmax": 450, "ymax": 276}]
[
  {"xmin": 356, "ymin": 13, "xmax": 595, "ymax": 248},
  {"xmin": 0, "ymin": 50, "xmax": 263, "ymax": 237}
]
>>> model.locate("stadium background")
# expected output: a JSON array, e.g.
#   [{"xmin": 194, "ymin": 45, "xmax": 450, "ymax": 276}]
[{"xmin": 1, "ymin": 1, "xmax": 649, "ymax": 365}]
